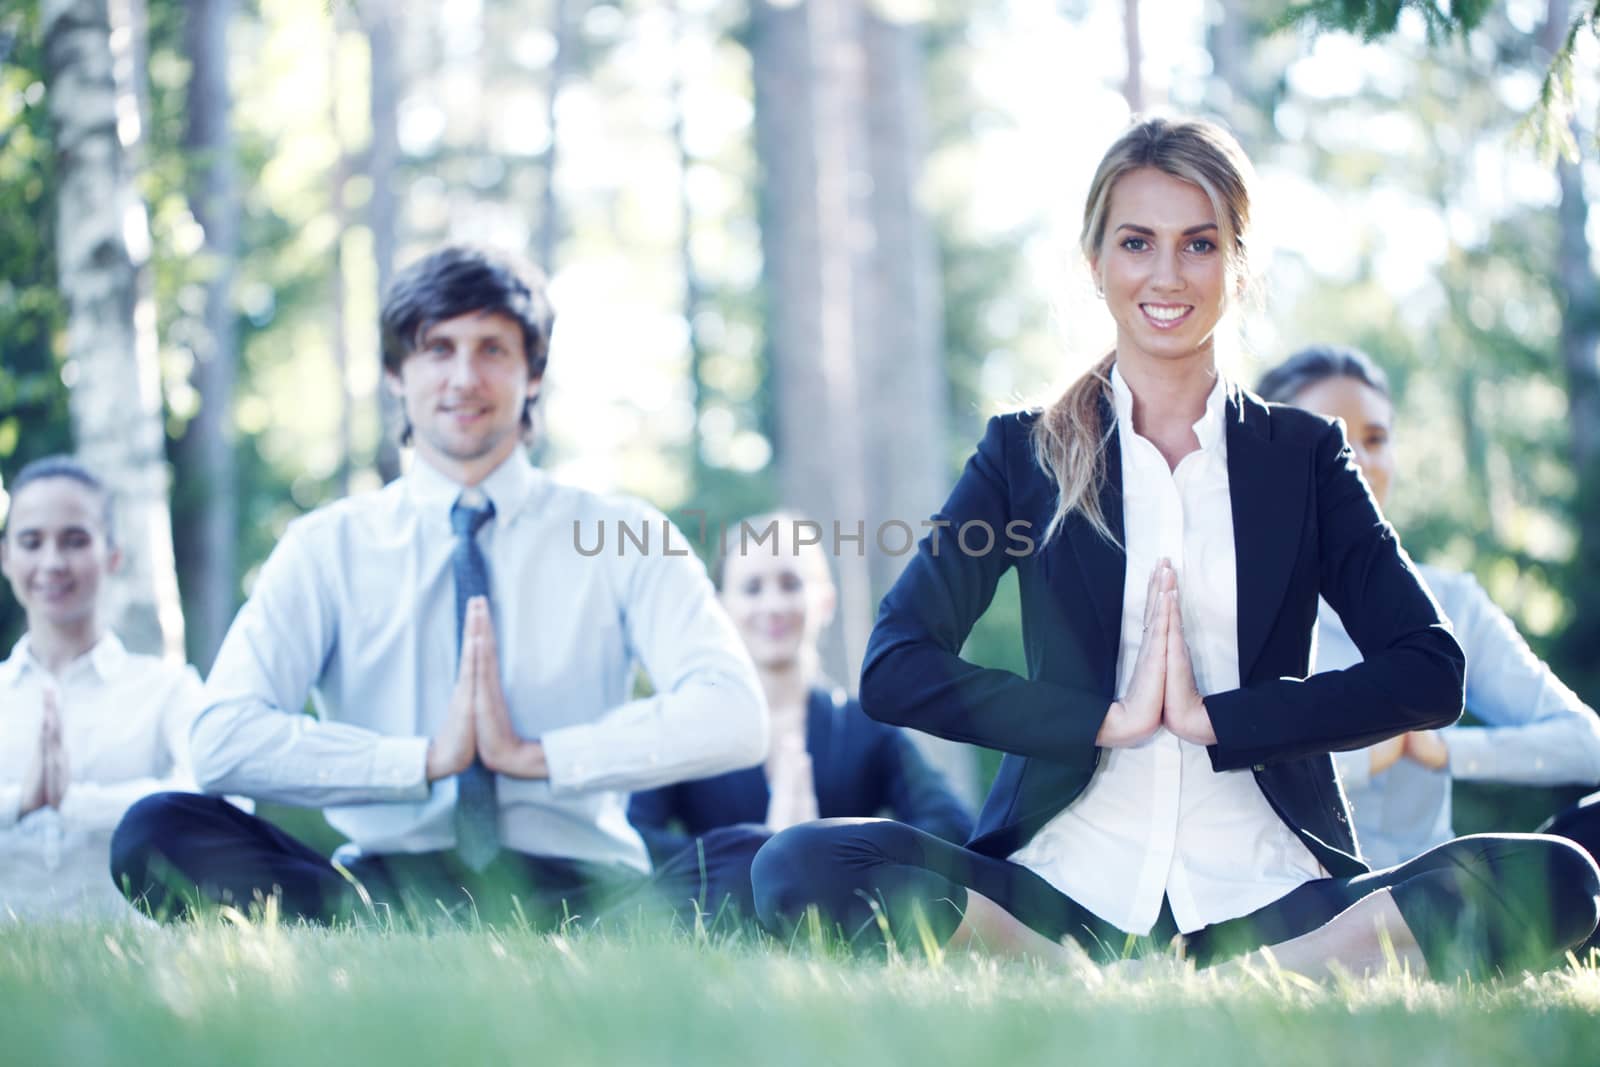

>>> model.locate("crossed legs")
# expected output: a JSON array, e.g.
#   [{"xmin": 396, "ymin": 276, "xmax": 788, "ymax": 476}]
[{"xmin": 752, "ymin": 819, "xmax": 1600, "ymax": 979}]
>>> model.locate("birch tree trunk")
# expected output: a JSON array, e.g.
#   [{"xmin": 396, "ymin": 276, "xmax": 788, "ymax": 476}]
[
  {"xmin": 362, "ymin": 0, "xmax": 403, "ymax": 483},
  {"xmin": 176, "ymin": 0, "xmax": 239, "ymax": 668},
  {"xmin": 42, "ymin": 0, "xmax": 183, "ymax": 659}
]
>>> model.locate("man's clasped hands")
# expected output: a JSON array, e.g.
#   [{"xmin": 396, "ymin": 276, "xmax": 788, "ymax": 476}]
[{"xmin": 424, "ymin": 596, "xmax": 549, "ymax": 782}]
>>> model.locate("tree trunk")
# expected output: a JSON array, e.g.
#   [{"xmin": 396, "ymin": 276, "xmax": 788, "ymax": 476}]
[
  {"xmin": 860, "ymin": 8, "xmax": 976, "ymax": 803},
  {"xmin": 329, "ymin": 17, "xmax": 351, "ymax": 500},
  {"xmin": 1204, "ymin": 0, "xmax": 1252, "ymax": 144},
  {"xmin": 1122, "ymin": 0, "xmax": 1143, "ymax": 113},
  {"xmin": 42, "ymin": 0, "xmax": 183, "ymax": 659},
  {"xmin": 537, "ymin": 0, "xmax": 575, "ymax": 273},
  {"xmin": 1545, "ymin": 0, "xmax": 1600, "ymax": 691},
  {"xmin": 749, "ymin": 0, "xmax": 975, "ymax": 799},
  {"xmin": 362, "ymin": 0, "xmax": 403, "ymax": 483},
  {"xmin": 751, "ymin": 0, "xmax": 874, "ymax": 685},
  {"xmin": 176, "ymin": 0, "xmax": 239, "ymax": 669},
  {"xmin": 668, "ymin": 0, "xmax": 708, "ymax": 484}
]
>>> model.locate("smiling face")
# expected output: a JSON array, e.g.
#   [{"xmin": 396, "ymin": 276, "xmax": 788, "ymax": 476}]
[
  {"xmin": 1, "ymin": 477, "xmax": 119, "ymax": 636},
  {"xmin": 1291, "ymin": 375, "xmax": 1395, "ymax": 508},
  {"xmin": 385, "ymin": 309, "xmax": 541, "ymax": 485},
  {"xmin": 1091, "ymin": 167, "xmax": 1229, "ymax": 371},
  {"xmin": 718, "ymin": 541, "xmax": 836, "ymax": 673}
]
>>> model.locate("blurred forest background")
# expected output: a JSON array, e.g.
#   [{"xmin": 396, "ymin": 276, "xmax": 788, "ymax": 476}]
[{"xmin": 2, "ymin": 0, "xmax": 1599, "ymax": 833}]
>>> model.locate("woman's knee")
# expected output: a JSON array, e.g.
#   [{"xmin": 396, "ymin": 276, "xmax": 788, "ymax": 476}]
[{"xmin": 750, "ymin": 819, "xmax": 889, "ymax": 932}]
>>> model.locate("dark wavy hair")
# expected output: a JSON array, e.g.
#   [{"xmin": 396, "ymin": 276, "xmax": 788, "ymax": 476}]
[
  {"xmin": 379, "ymin": 245, "xmax": 556, "ymax": 443},
  {"xmin": 3, "ymin": 455, "xmax": 115, "ymax": 545},
  {"xmin": 1256, "ymin": 344, "xmax": 1391, "ymax": 406}
]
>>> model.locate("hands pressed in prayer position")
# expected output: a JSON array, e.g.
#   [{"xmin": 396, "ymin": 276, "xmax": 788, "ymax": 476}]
[
  {"xmin": 1096, "ymin": 560, "xmax": 1216, "ymax": 748},
  {"xmin": 426, "ymin": 596, "xmax": 549, "ymax": 781},
  {"xmin": 1368, "ymin": 729, "xmax": 1448, "ymax": 775},
  {"xmin": 19, "ymin": 688, "xmax": 68, "ymax": 817}
]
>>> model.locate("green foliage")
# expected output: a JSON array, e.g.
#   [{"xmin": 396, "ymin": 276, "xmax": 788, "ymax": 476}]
[
  {"xmin": 1279, "ymin": 0, "xmax": 1495, "ymax": 40},
  {"xmin": 1515, "ymin": 5, "xmax": 1600, "ymax": 162}
]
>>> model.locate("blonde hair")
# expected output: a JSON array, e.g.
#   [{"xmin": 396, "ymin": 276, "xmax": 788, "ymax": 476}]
[{"xmin": 1031, "ymin": 116, "xmax": 1257, "ymax": 546}]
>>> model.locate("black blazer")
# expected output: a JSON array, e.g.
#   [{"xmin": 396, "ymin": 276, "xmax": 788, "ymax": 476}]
[
  {"xmin": 628, "ymin": 687, "xmax": 974, "ymax": 863},
  {"xmin": 858, "ymin": 385, "xmax": 1465, "ymax": 877}
]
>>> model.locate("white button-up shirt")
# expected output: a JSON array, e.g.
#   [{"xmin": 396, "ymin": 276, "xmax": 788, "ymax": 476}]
[
  {"xmin": 0, "ymin": 634, "xmax": 200, "ymax": 918},
  {"xmin": 1011, "ymin": 367, "xmax": 1324, "ymax": 934},
  {"xmin": 194, "ymin": 449, "xmax": 767, "ymax": 872},
  {"xmin": 1321, "ymin": 564, "xmax": 1600, "ymax": 868}
]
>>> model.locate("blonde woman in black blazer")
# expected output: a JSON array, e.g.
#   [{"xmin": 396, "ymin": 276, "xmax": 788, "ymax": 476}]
[{"xmin": 749, "ymin": 117, "xmax": 1600, "ymax": 979}]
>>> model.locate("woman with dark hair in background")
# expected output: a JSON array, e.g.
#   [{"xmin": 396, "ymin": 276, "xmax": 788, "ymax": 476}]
[
  {"xmin": 1257, "ymin": 345, "xmax": 1600, "ymax": 911},
  {"xmin": 630, "ymin": 513, "xmax": 972, "ymax": 921},
  {"xmin": 0, "ymin": 456, "xmax": 203, "ymax": 918},
  {"xmin": 748, "ymin": 116, "xmax": 1599, "ymax": 980}
]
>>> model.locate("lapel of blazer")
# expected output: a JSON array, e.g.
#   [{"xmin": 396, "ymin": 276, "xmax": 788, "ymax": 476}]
[
  {"xmin": 1061, "ymin": 394, "xmax": 1126, "ymax": 688},
  {"xmin": 1226, "ymin": 387, "xmax": 1307, "ymax": 684}
]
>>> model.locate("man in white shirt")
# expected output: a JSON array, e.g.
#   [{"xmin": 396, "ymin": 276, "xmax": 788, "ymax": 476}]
[{"xmin": 110, "ymin": 246, "xmax": 768, "ymax": 925}]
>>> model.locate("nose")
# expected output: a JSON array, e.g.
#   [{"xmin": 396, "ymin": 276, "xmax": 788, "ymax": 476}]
[
  {"xmin": 446, "ymin": 352, "xmax": 480, "ymax": 389},
  {"xmin": 1152, "ymin": 246, "xmax": 1183, "ymax": 291},
  {"xmin": 39, "ymin": 540, "xmax": 67, "ymax": 570}
]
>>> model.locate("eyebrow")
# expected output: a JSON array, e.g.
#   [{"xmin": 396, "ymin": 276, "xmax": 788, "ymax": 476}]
[{"xmin": 1114, "ymin": 223, "xmax": 1219, "ymax": 236}]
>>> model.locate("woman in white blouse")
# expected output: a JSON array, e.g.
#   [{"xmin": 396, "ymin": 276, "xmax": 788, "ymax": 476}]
[
  {"xmin": 1256, "ymin": 346, "xmax": 1600, "ymax": 870},
  {"xmin": 0, "ymin": 456, "xmax": 202, "ymax": 919}
]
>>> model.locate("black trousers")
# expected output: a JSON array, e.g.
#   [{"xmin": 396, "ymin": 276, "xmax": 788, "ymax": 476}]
[
  {"xmin": 750, "ymin": 818, "xmax": 1600, "ymax": 978},
  {"xmin": 110, "ymin": 792, "xmax": 765, "ymax": 929},
  {"xmin": 1539, "ymin": 789, "xmax": 1600, "ymax": 953}
]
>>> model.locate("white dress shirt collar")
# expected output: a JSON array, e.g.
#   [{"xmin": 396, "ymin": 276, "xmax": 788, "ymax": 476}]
[
  {"xmin": 402, "ymin": 448, "xmax": 545, "ymax": 525},
  {"xmin": 0, "ymin": 632, "xmax": 131, "ymax": 689},
  {"xmin": 1109, "ymin": 364, "xmax": 1228, "ymax": 455}
]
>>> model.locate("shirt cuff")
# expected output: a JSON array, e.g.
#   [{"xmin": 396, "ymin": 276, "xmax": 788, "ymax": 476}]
[
  {"xmin": 540, "ymin": 725, "xmax": 594, "ymax": 792},
  {"xmin": 0, "ymin": 784, "xmax": 20, "ymax": 828},
  {"xmin": 1439, "ymin": 728, "xmax": 1493, "ymax": 780},
  {"xmin": 540, "ymin": 723, "xmax": 665, "ymax": 793},
  {"xmin": 370, "ymin": 736, "xmax": 431, "ymax": 800}
]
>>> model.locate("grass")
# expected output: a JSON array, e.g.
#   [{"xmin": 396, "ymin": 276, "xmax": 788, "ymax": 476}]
[{"xmin": 3, "ymin": 915, "xmax": 1600, "ymax": 1066}]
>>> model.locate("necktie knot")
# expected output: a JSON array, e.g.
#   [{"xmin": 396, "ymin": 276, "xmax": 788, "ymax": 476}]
[{"xmin": 451, "ymin": 497, "xmax": 495, "ymax": 539}]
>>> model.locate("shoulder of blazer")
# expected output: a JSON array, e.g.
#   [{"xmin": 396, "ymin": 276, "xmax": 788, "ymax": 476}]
[{"xmin": 1229, "ymin": 383, "xmax": 1339, "ymax": 450}]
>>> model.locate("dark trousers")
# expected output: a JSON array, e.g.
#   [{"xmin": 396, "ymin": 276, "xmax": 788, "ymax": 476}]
[
  {"xmin": 1539, "ymin": 790, "xmax": 1600, "ymax": 953},
  {"xmin": 643, "ymin": 824, "xmax": 773, "ymax": 924},
  {"xmin": 111, "ymin": 792, "xmax": 763, "ymax": 929},
  {"xmin": 750, "ymin": 818, "xmax": 1600, "ymax": 978}
]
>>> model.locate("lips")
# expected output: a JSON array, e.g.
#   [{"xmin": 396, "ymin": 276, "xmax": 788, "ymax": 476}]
[{"xmin": 1141, "ymin": 304, "xmax": 1192, "ymax": 329}]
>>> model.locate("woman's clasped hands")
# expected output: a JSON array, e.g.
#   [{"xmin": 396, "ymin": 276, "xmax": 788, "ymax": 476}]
[{"xmin": 1096, "ymin": 559, "xmax": 1217, "ymax": 748}]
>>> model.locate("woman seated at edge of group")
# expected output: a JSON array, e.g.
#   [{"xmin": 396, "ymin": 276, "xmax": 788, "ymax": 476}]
[
  {"xmin": 1256, "ymin": 345, "xmax": 1600, "ymax": 883},
  {"xmin": 0, "ymin": 456, "xmax": 204, "ymax": 919},
  {"xmin": 746, "ymin": 115, "xmax": 1600, "ymax": 980},
  {"xmin": 629, "ymin": 513, "xmax": 973, "ymax": 920}
]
